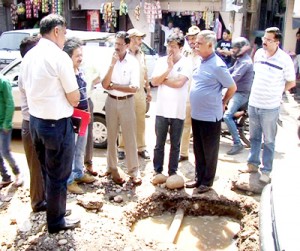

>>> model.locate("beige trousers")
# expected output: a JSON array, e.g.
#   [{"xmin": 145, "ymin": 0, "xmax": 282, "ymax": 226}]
[
  {"xmin": 119, "ymin": 89, "xmax": 146, "ymax": 151},
  {"xmin": 105, "ymin": 96, "xmax": 139, "ymax": 177},
  {"xmin": 180, "ymin": 101, "xmax": 192, "ymax": 157}
]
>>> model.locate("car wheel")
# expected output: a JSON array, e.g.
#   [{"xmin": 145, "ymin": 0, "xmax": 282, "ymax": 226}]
[{"xmin": 93, "ymin": 115, "xmax": 107, "ymax": 149}]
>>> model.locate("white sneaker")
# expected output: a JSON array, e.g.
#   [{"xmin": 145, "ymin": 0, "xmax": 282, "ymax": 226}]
[
  {"xmin": 259, "ymin": 172, "xmax": 271, "ymax": 184},
  {"xmin": 14, "ymin": 174, "xmax": 24, "ymax": 187}
]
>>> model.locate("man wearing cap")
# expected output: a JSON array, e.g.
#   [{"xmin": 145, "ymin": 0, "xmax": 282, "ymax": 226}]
[
  {"xmin": 179, "ymin": 25, "xmax": 201, "ymax": 162},
  {"xmin": 102, "ymin": 31, "xmax": 142, "ymax": 186},
  {"xmin": 118, "ymin": 28, "xmax": 152, "ymax": 160}
]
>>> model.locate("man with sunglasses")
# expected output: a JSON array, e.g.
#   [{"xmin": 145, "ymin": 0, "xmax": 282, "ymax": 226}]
[
  {"xmin": 239, "ymin": 27, "xmax": 296, "ymax": 184},
  {"xmin": 102, "ymin": 31, "xmax": 142, "ymax": 186}
]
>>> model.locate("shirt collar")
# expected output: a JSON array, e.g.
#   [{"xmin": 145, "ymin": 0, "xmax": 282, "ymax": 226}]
[{"xmin": 201, "ymin": 52, "xmax": 216, "ymax": 63}]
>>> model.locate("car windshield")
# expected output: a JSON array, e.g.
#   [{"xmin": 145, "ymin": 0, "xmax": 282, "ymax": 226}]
[{"xmin": 0, "ymin": 33, "xmax": 30, "ymax": 50}]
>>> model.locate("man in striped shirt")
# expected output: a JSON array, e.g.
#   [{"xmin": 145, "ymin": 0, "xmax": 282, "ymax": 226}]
[{"xmin": 239, "ymin": 27, "xmax": 296, "ymax": 184}]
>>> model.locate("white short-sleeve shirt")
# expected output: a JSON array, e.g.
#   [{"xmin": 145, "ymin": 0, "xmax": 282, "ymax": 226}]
[
  {"xmin": 107, "ymin": 52, "xmax": 140, "ymax": 97},
  {"xmin": 20, "ymin": 38, "xmax": 78, "ymax": 120},
  {"xmin": 152, "ymin": 56, "xmax": 192, "ymax": 120},
  {"xmin": 249, "ymin": 48, "xmax": 295, "ymax": 109}
]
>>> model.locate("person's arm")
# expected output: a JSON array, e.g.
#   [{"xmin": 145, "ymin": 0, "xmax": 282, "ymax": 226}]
[
  {"xmin": 143, "ymin": 59, "xmax": 152, "ymax": 102},
  {"xmin": 102, "ymin": 52, "xmax": 119, "ymax": 89},
  {"xmin": 285, "ymin": 80, "xmax": 296, "ymax": 91},
  {"xmin": 222, "ymin": 83, "xmax": 237, "ymax": 111},
  {"xmin": 1, "ymin": 79, "xmax": 14, "ymax": 130},
  {"xmin": 231, "ymin": 62, "xmax": 250, "ymax": 83},
  {"xmin": 66, "ymin": 89, "xmax": 80, "ymax": 107},
  {"xmin": 152, "ymin": 55, "xmax": 173, "ymax": 86},
  {"xmin": 109, "ymin": 83, "xmax": 138, "ymax": 93},
  {"xmin": 162, "ymin": 75, "xmax": 188, "ymax": 88}
]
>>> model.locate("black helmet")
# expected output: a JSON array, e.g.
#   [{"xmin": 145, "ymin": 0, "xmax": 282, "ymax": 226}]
[{"xmin": 232, "ymin": 37, "xmax": 250, "ymax": 58}]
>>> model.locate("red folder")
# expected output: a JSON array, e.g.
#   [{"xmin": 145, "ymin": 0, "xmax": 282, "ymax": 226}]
[{"xmin": 72, "ymin": 108, "xmax": 91, "ymax": 136}]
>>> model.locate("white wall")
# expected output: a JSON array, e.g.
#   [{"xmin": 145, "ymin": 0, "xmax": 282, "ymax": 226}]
[{"xmin": 283, "ymin": 0, "xmax": 297, "ymax": 52}]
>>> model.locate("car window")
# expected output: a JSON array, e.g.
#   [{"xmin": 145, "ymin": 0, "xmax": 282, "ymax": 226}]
[
  {"xmin": 4, "ymin": 62, "xmax": 21, "ymax": 87},
  {"xmin": 141, "ymin": 43, "xmax": 152, "ymax": 56},
  {"xmin": 0, "ymin": 33, "xmax": 31, "ymax": 50}
]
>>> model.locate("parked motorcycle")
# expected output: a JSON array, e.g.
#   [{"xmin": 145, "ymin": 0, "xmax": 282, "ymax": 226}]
[{"xmin": 221, "ymin": 106, "xmax": 250, "ymax": 148}]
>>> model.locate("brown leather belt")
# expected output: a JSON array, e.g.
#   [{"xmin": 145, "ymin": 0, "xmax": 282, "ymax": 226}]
[{"xmin": 108, "ymin": 94, "xmax": 133, "ymax": 100}]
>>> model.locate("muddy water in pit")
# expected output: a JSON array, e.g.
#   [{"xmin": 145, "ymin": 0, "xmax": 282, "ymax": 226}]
[{"xmin": 132, "ymin": 212, "xmax": 240, "ymax": 251}]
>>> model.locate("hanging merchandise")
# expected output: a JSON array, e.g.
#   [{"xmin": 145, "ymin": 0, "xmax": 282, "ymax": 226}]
[
  {"xmin": 156, "ymin": 0, "xmax": 162, "ymax": 19},
  {"xmin": 134, "ymin": 4, "xmax": 140, "ymax": 21},
  {"xmin": 57, "ymin": 0, "xmax": 63, "ymax": 15},
  {"xmin": 144, "ymin": 1, "xmax": 150, "ymax": 24},
  {"xmin": 51, "ymin": 0, "xmax": 59, "ymax": 14},
  {"xmin": 119, "ymin": 0, "xmax": 128, "ymax": 16},
  {"xmin": 33, "ymin": 0, "xmax": 39, "ymax": 18},
  {"xmin": 17, "ymin": 3, "xmax": 26, "ymax": 16},
  {"xmin": 10, "ymin": 4, "xmax": 18, "ymax": 27},
  {"xmin": 25, "ymin": 0, "xmax": 32, "ymax": 19},
  {"xmin": 111, "ymin": 2, "xmax": 117, "ymax": 27},
  {"xmin": 42, "ymin": 0, "xmax": 49, "ymax": 13}
]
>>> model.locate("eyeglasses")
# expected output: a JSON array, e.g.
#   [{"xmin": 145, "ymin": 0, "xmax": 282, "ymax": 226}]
[
  {"xmin": 115, "ymin": 42, "xmax": 126, "ymax": 46},
  {"xmin": 262, "ymin": 37, "xmax": 276, "ymax": 43}
]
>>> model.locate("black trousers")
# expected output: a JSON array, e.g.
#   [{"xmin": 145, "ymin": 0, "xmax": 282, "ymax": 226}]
[{"xmin": 191, "ymin": 118, "xmax": 221, "ymax": 187}]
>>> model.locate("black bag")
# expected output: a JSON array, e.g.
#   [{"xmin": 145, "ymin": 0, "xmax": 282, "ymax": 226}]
[{"xmin": 71, "ymin": 116, "xmax": 82, "ymax": 134}]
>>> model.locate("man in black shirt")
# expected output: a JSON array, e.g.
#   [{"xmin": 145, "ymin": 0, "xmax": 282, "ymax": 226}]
[{"xmin": 216, "ymin": 29, "xmax": 232, "ymax": 68}]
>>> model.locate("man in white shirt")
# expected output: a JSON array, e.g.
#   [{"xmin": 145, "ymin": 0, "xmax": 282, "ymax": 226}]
[
  {"xmin": 102, "ymin": 31, "xmax": 142, "ymax": 186},
  {"xmin": 239, "ymin": 27, "xmax": 296, "ymax": 184},
  {"xmin": 19, "ymin": 14, "xmax": 80, "ymax": 233},
  {"xmin": 160, "ymin": 21, "xmax": 174, "ymax": 54},
  {"xmin": 151, "ymin": 33, "xmax": 192, "ymax": 177}
]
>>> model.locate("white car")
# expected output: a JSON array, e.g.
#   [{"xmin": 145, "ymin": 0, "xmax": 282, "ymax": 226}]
[
  {"xmin": 0, "ymin": 29, "xmax": 39, "ymax": 70},
  {"xmin": 1, "ymin": 39, "xmax": 156, "ymax": 148},
  {"xmin": 1, "ymin": 55, "xmax": 108, "ymax": 148}
]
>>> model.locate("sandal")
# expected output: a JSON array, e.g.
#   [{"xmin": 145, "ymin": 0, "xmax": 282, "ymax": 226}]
[
  {"xmin": 112, "ymin": 176, "xmax": 126, "ymax": 185},
  {"xmin": 86, "ymin": 166, "xmax": 98, "ymax": 176},
  {"xmin": 99, "ymin": 171, "xmax": 111, "ymax": 177},
  {"xmin": 130, "ymin": 177, "xmax": 142, "ymax": 186}
]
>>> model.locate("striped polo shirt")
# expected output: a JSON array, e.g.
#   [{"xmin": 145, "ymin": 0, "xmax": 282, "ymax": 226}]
[{"xmin": 249, "ymin": 48, "xmax": 295, "ymax": 109}]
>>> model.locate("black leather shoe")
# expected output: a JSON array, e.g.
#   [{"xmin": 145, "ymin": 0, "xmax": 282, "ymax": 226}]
[
  {"xmin": 138, "ymin": 150, "xmax": 150, "ymax": 159},
  {"xmin": 197, "ymin": 185, "xmax": 211, "ymax": 194},
  {"xmin": 178, "ymin": 155, "xmax": 188, "ymax": 162},
  {"xmin": 118, "ymin": 151, "xmax": 125, "ymax": 160},
  {"xmin": 185, "ymin": 180, "xmax": 199, "ymax": 188},
  {"xmin": 48, "ymin": 217, "xmax": 80, "ymax": 234},
  {"xmin": 32, "ymin": 201, "xmax": 47, "ymax": 213}
]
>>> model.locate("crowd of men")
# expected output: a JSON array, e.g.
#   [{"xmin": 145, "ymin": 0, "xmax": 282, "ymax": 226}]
[{"xmin": 0, "ymin": 13, "xmax": 296, "ymax": 234}]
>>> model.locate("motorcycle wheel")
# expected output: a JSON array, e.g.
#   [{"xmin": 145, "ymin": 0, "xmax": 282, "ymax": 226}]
[{"xmin": 238, "ymin": 115, "xmax": 251, "ymax": 148}]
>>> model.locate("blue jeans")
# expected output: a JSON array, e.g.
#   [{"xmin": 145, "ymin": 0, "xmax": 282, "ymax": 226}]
[
  {"xmin": 247, "ymin": 105, "xmax": 279, "ymax": 173},
  {"xmin": 153, "ymin": 116, "xmax": 184, "ymax": 175},
  {"xmin": 0, "ymin": 129, "xmax": 20, "ymax": 181},
  {"xmin": 67, "ymin": 132, "xmax": 87, "ymax": 184},
  {"xmin": 223, "ymin": 92, "xmax": 249, "ymax": 145},
  {"xmin": 30, "ymin": 115, "xmax": 75, "ymax": 229}
]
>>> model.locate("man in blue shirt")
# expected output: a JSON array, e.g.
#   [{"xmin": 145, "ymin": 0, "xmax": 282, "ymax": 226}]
[{"xmin": 186, "ymin": 30, "xmax": 236, "ymax": 193}]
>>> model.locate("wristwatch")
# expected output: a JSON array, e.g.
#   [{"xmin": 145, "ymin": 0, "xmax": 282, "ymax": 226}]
[{"xmin": 109, "ymin": 83, "xmax": 114, "ymax": 88}]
